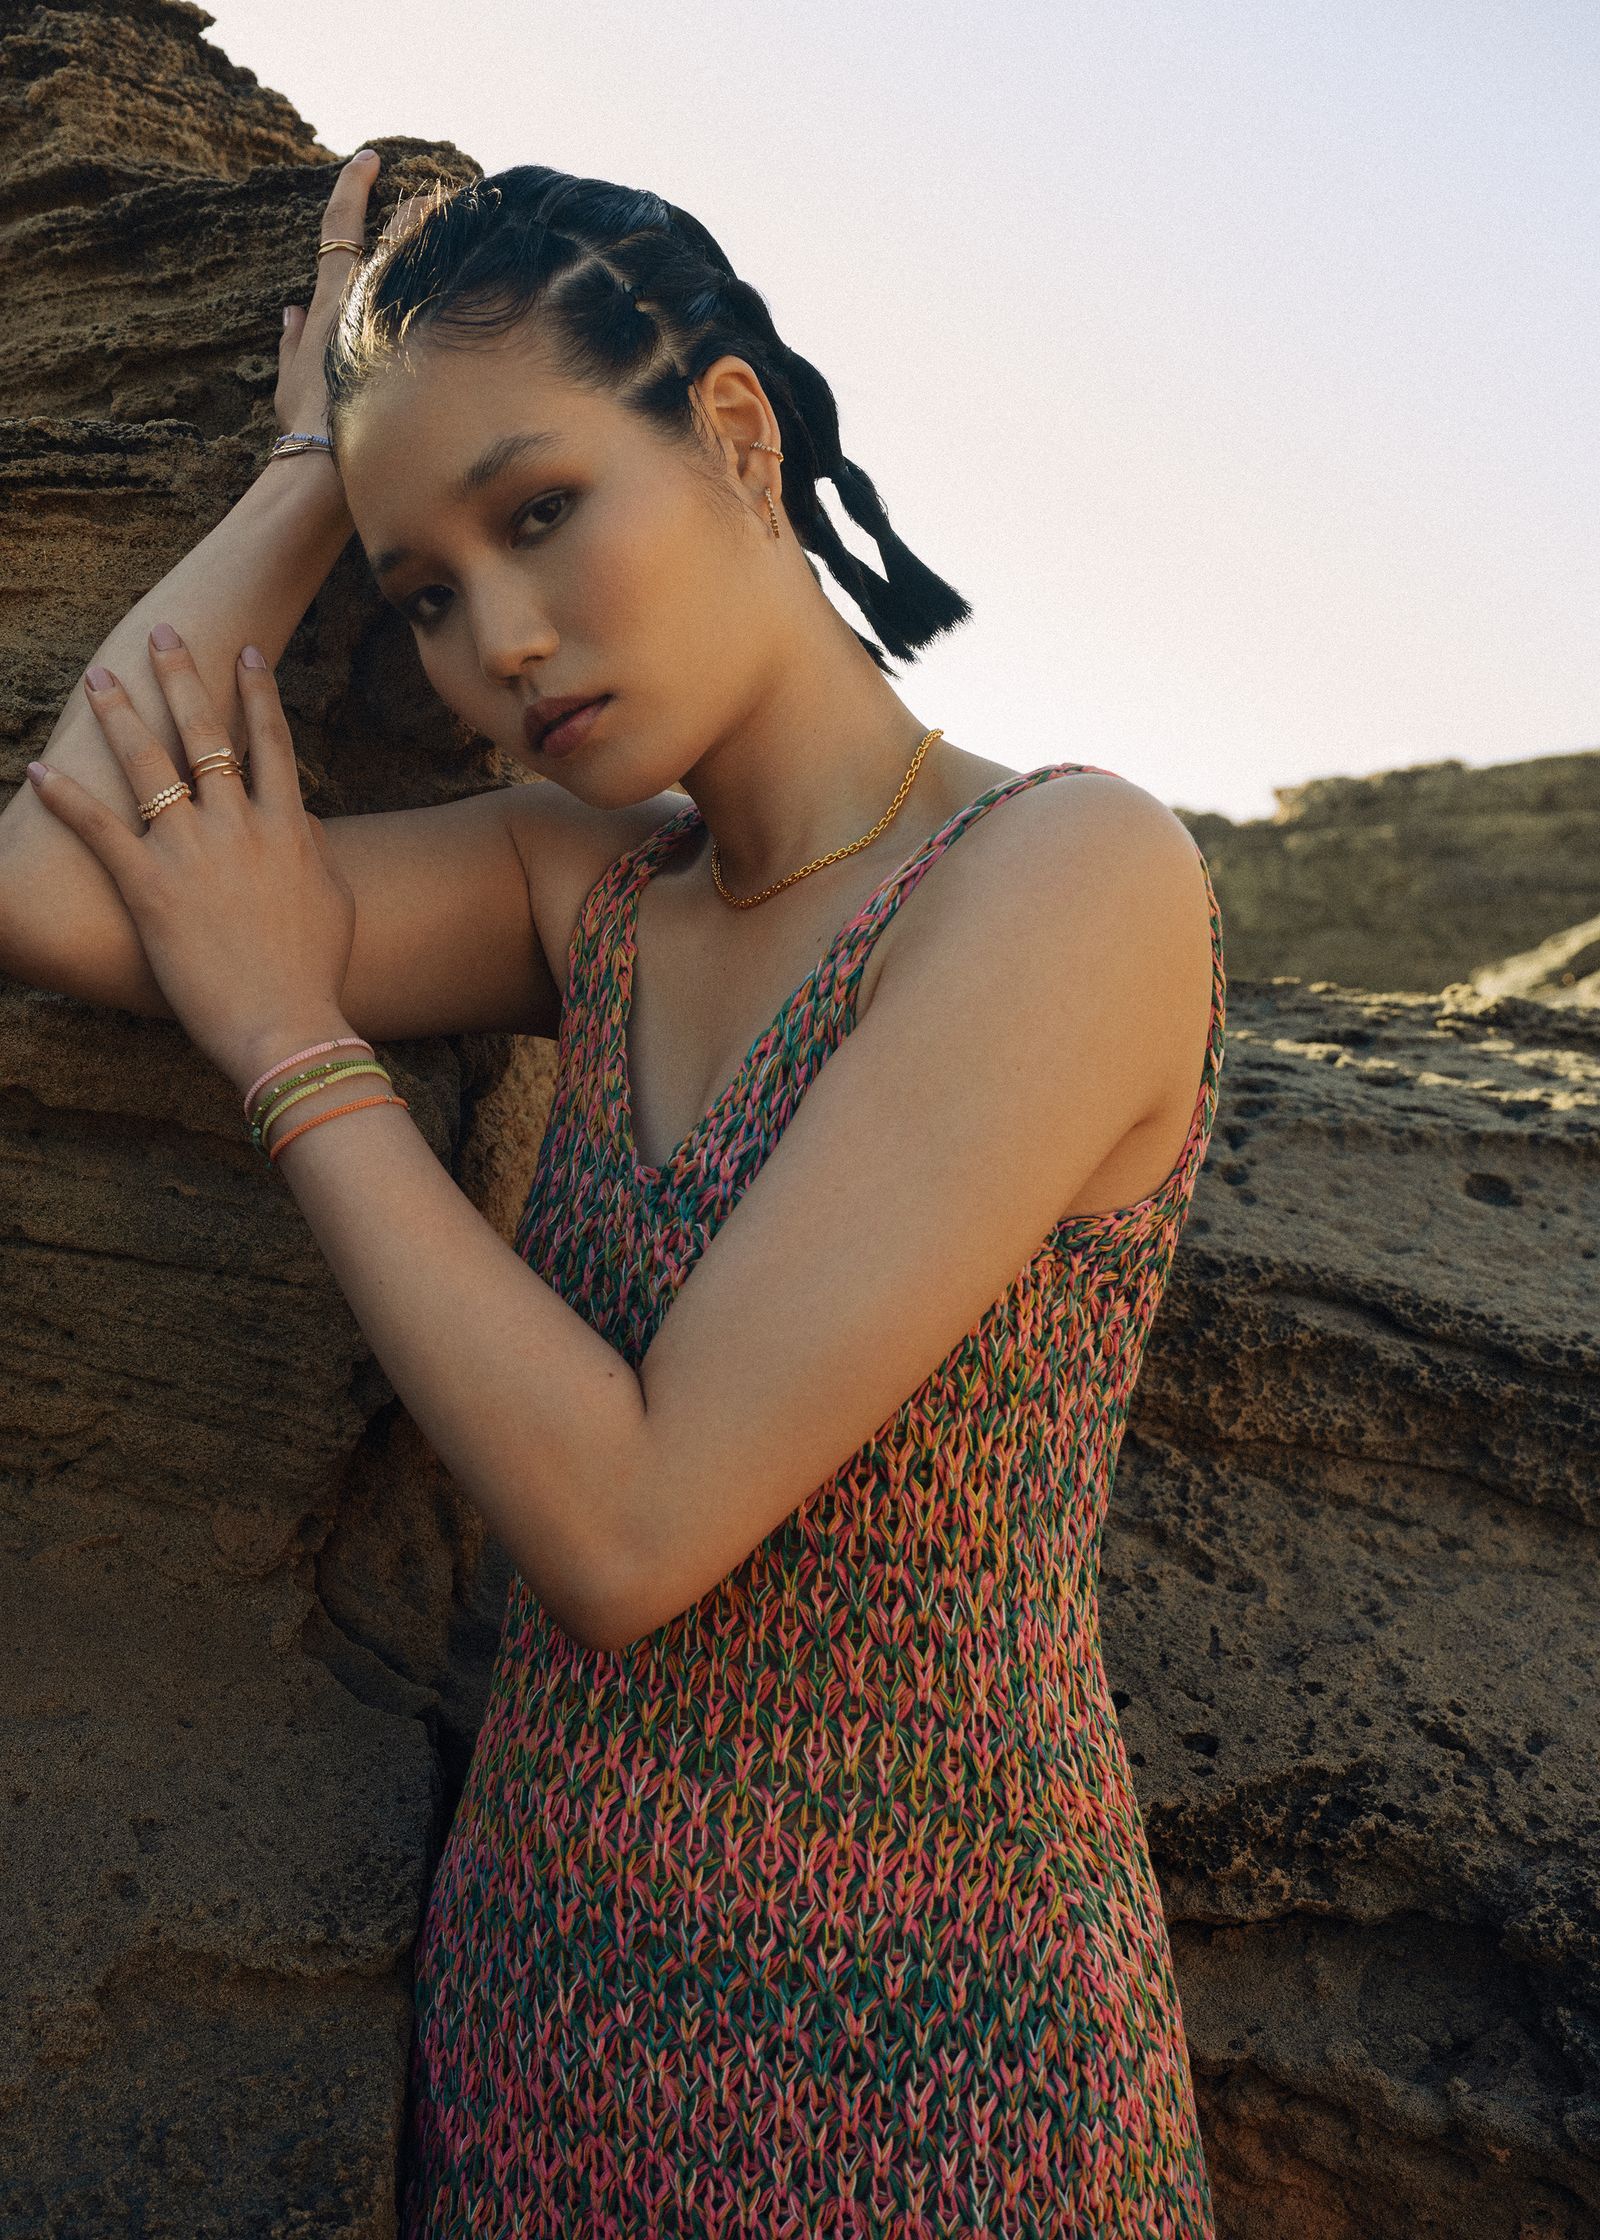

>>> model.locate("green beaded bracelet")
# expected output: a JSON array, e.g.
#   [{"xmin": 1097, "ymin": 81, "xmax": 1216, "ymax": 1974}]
[{"xmin": 250, "ymin": 1058, "xmax": 394, "ymax": 1157}]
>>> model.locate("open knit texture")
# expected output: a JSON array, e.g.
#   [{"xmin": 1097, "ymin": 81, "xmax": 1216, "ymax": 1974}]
[{"xmin": 398, "ymin": 761, "xmax": 1227, "ymax": 2238}]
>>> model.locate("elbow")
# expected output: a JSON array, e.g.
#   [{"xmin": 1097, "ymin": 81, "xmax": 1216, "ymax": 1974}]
[
  {"xmin": 549, "ymin": 1594, "xmax": 651, "ymax": 1661},
  {"xmin": 520, "ymin": 1476, "xmax": 663, "ymax": 1658},
  {"xmin": 558, "ymin": 1553, "xmax": 665, "ymax": 1657},
  {"xmin": 515, "ymin": 1403, "xmax": 674, "ymax": 1655}
]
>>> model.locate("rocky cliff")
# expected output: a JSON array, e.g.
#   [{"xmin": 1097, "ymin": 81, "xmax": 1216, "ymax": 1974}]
[
  {"xmin": 1182, "ymin": 750, "xmax": 1600, "ymax": 998},
  {"xmin": 1, "ymin": 5, "xmax": 1595, "ymax": 2235}
]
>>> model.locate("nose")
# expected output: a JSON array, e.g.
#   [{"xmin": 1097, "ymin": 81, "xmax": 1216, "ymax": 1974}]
[{"xmin": 473, "ymin": 587, "xmax": 560, "ymax": 686}]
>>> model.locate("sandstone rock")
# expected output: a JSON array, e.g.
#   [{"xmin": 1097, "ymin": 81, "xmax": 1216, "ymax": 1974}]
[
  {"xmin": 1468, "ymin": 912, "xmax": 1600, "ymax": 1010},
  {"xmin": 1, "ymin": 3, "xmax": 1595, "ymax": 2235},
  {"xmin": 1, "ymin": 6, "xmax": 511, "ymax": 2232},
  {"xmin": 1181, "ymin": 750, "xmax": 1600, "ymax": 997},
  {"xmin": 1106, "ymin": 978, "xmax": 1600, "ymax": 2235}
]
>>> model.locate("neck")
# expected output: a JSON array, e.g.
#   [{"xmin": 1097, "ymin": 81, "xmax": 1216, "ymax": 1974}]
[{"xmin": 677, "ymin": 606, "xmax": 946, "ymax": 898}]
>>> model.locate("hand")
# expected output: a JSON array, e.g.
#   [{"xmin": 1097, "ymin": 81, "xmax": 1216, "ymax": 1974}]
[
  {"xmin": 26, "ymin": 629, "xmax": 359, "ymax": 1096},
  {"xmin": 276, "ymin": 149, "xmax": 384, "ymax": 442},
  {"xmin": 276, "ymin": 151, "xmax": 441, "ymax": 443}
]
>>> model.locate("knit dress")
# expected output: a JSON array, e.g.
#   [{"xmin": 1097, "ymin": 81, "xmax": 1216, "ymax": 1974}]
[{"xmin": 398, "ymin": 759, "xmax": 1226, "ymax": 2240}]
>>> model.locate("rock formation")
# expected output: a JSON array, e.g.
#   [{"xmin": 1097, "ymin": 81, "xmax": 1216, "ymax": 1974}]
[
  {"xmin": 1, "ymin": 4, "xmax": 1595, "ymax": 2234},
  {"xmin": 1184, "ymin": 751, "xmax": 1600, "ymax": 997},
  {"xmin": 1468, "ymin": 910, "xmax": 1600, "ymax": 1009}
]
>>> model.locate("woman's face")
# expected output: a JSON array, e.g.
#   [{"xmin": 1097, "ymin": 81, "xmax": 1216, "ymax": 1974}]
[{"xmin": 336, "ymin": 324, "xmax": 786, "ymax": 802}]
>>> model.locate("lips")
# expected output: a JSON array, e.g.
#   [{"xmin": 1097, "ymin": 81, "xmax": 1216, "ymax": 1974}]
[{"xmin": 524, "ymin": 694, "xmax": 610, "ymax": 754}]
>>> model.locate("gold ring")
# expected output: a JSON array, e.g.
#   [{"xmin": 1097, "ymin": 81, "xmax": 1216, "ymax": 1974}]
[
  {"xmin": 189, "ymin": 752, "xmax": 247, "ymax": 781},
  {"xmin": 138, "ymin": 782, "xmax": 193, "ymax": 824},
  {"xmin": 317, "ymin": 238, "xmax": 364, "ymax": 258}
]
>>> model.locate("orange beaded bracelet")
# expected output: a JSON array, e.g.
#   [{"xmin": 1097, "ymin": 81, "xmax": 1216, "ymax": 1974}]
[{"xmin": 266, "ymin": 1091, "xmax": 410, "ymax": 1164}]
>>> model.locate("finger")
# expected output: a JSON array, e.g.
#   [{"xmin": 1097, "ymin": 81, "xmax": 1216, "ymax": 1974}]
[
  {"xmin": 312, "ymin": 149, "xmax": 381, "ymax": 296},
  {"xmin": 26, "ymin": 758, "xmax": 154, "ymax": 891},
  {"xmin": 233, "ymin": 647, "xmax": 305, "ymax": 817},
  {"xmin": 143, "ymin": 628, "xmax": 250, "ymax": 805},
  {"xmin": 78, "ymin": 662, "xmax": 193, "ymax": 822}
]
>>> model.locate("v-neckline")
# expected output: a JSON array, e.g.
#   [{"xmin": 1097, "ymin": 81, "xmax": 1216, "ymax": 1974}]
[{"xmin": 611, "ymin": 769, "xmax": 1064, "ymax": 1190}]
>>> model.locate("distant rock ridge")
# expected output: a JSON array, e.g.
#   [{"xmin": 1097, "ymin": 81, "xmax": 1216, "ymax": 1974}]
[
  {"xmin": 1, "ymin": 4, "xmax": 1595, "ymax": 2235},
  {"xmin": 1179, "ymin": 746, "xmax": 1600, "ymax": 998}
]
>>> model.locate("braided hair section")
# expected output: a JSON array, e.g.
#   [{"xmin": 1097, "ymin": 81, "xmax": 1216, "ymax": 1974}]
[{"xmin": 325, "ymin": 167, "xmax": 972, "ymax": 672}]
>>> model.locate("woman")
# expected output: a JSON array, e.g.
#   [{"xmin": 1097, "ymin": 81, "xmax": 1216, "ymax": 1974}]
[{"xmin": 0, "ymin": 150, "xmax": 1224, "ymax": 2235}]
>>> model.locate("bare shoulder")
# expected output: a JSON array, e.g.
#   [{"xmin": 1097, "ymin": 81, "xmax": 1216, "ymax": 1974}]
[
  {"xmin": 1038, "ymin": 769, "xmax": 1212, "ymax": 928},
  {"xmin": 871, "ymin": 764, "xmax": 1216, "ymax": 1201},
  {"xmin": 883, "ymin": 763, "xmax": 1210, "ymax": 965},
  {"xmin": 995, "ymin": 764, "xmax": 1203, "ymax": 881},
  {"xmin": 502, "ymin": 779, "xmax": 693, "ymax": 1008}
]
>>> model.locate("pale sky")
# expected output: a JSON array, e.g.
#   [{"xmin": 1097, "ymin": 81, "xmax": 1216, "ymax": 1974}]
[{"xmin": 201, "ymin": 0, "xmax": 1597, "ymax": 822}]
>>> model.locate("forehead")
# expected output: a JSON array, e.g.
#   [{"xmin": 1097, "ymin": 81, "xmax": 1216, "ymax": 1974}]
[
  {"xmin": 337, "ymin": 332, "xmax": 641, "ymax": 563},
  {"xmin": 340, "ymin": 328, "xmax": 600, "ymax": 472}
]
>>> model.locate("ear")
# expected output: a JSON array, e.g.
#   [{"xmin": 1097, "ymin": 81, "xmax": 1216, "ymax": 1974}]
[{"xmin": 691, "ymin": 354, "xmax": 782, "ymax": 498}]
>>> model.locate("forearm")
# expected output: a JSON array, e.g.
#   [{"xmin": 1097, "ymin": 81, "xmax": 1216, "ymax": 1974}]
[
  {"xmin": 1, "ymin": 453, "xmax": 353, "ymax": 873},
  {"xmin": 242, "ymin": 1013, "xmax": 651, "ymax": 1652}
]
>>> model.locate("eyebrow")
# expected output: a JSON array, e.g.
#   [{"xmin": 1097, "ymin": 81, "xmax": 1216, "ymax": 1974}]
[{"xmin": 367, "ymin": 430, "xmax": 562, "ymax": 581}]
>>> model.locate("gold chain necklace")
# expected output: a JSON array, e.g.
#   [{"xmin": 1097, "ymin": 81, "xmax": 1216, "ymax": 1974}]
[{"xmin": 709, "ymin": 728, "xmax": 945, "ymax": 909}]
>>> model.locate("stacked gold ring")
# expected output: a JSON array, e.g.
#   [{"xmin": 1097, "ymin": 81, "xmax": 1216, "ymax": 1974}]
[
  {"xmin": 189, "ymin": 751, "xmax": 247, "ymax": 782},
  {"xmin": 138, "ymin": 751, "xmax": 247, "ymax": 821},
  {"xmin": 137, "ymin": 782, "xmax": 192, "ymax": 824},
  {"xmin": 317, "ymin": 238, "xmax": 364, "ymax": 259}
]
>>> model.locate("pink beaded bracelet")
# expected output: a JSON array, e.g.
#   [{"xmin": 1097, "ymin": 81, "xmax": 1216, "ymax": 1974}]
[{"xmin": 242, "ymin": 1034, "xmax": 374, "ymax": 1119}]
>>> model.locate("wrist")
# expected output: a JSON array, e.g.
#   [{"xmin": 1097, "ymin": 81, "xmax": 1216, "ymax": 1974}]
[
  {"xmin": 230, "ymin": 1013, "xmax": 366, "ymax": 1105},
  {"xmin": 254, "ymin": 441, "xmax": 351, "ymax": 528},
  {"xmin": 255, "ymin": 1057, "xmax": 402, "ymax": 1164}
]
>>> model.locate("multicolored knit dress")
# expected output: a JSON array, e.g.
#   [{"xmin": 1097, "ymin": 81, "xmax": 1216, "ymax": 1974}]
[{"xmin": 398, "ymin": 760, "xmax": 1226, "ymax": 2239}]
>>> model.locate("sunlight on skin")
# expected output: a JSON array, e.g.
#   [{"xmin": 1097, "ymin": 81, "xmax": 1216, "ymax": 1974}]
[{"xmin": 332, "ymin": 326, "xmax": 971, "ymax": 888}]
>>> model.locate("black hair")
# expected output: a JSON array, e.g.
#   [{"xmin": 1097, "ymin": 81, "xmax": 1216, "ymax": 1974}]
[{"xmin": 323, "ymin": 165, "xmax": 972, "ymax": 674}]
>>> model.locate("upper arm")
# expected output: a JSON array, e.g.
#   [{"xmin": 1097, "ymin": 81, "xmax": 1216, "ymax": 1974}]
[
  {"xmin": 0, "ymin": 779, "xmax": 553, "ymax": 1040},
  {"xmin": 604, "ymin": 777, "xmax": 1212, "ymax": 1651},
  {"xmin": 304, "ymin": 784, "xmax": 553, "ymax": 1042},
  {"xmin": 323, "ymin": 780, "xmax": 689, "ymax": 1043},
  {"xmin": 0, "ymin": 775, "xmax": 687, "ymax": 1046}
]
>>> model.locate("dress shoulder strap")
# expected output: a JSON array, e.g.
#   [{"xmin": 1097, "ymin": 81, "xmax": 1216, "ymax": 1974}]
[
  {"xmin": 817, "ymin": 757, "xmax": 1227, "ymax": 1230},
  {"xmin": 826, "ymin": 760, "xmax": 1124, "ymax": 981}
]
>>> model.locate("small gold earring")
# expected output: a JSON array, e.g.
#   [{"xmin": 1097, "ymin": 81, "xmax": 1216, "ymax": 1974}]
[{"xmin": 750, "ymin": 441, "xmax": 783, "ymax": 535}]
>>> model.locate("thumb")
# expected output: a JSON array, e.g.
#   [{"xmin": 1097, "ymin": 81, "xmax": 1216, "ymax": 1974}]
[{"xmin": 26, "ymin": 761, "xmax": 144, "ymax": 886}]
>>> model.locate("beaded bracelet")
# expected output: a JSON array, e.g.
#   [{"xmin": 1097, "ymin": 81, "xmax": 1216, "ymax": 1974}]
[
  {"xmin": 250, "ymin": 1058, "xmax": 393, "ymax": 1153},
  {"xmin": 242, "ymin": 1034, "xmax": 405, "ymax": 1166},
  {"xmin": 269, "ymin": 431, "xmax": 336, "ymax": 462},
  {"xmin": 268, "ymin": 1091, "xmax": 409, "ymax": 1164},
  {"xmin": 244, "ymin": 1033, "xmax": 374, "ymax": 1118}
]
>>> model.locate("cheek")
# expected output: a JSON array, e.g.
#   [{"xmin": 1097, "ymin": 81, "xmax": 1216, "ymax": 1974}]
[
  {"xmin": 413, "ymin": 636, "xmax": 452, "ymax": 696},
  {"xmin": 586, "ymin": 474, "xmax": 738, "ymax": 626},
  {"xmin": 414, "ymin": 635, "xmax": 482, "ymax": 728}
]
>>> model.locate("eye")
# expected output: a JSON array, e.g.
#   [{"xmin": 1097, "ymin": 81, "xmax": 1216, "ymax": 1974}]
[
  {"xmin": 520, "ymin": 490, "xmax": 571, "ymax": 534},
  {"xmin": 399, "ymin": 491, "xmax": 574, "ymax": 628}
]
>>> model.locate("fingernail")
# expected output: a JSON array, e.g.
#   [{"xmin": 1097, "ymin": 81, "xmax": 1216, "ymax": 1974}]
[
  {"xmin": 85, "ymin": 663, "xmax": 115, "ymax": 692},
  {"xmin": 26, "ymin": 761, "xmax": 48, "ymax": 784},
  {"xmin": 150, "ymin": 622, "xmax": 181, "ymax": 649},
  {"xmin": 240, "ymin": 645, "xmax": 268, "ymax": 669},
  {"xmin": 353, "ymin": 148, "xmax": 378, "ymax": 165},
  {"xmin": 282, "ymin": 305, "xmax": 292, "ymax": 328}
]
